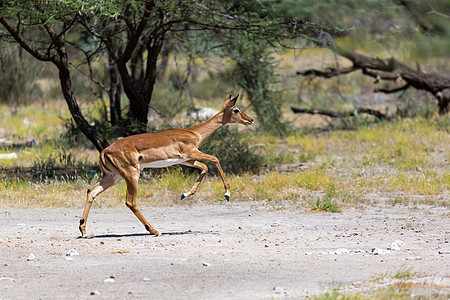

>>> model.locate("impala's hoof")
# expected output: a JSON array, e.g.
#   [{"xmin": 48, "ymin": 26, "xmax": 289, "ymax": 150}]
[
  {"xmin": 79, "ymin": 219, "xmax": 86, "ymax": 237},
  {"xmin": 180, "ymin": 193, "xmax": 187, "ymax": 200},
  {"xmin": 224, "ymin": 193, "xmax": 230, "ymax": 201},
  {"xmin": 145, "ymin": 225, "xmax": 160, "ymax": 236}
]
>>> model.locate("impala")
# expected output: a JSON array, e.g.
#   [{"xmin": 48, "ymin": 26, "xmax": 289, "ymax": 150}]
[{"xmin": 79, "ymin": 94, "xmax": 253, "ymax": 237}]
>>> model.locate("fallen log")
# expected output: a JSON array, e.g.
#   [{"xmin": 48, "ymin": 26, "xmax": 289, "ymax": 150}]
[
  {"xmin": 290, "ymin": 106, "xmax": 388, "ymax": 120},
  {"xmin": 297, "ymin": 46, "xmax": 450, "ymax": 114}
]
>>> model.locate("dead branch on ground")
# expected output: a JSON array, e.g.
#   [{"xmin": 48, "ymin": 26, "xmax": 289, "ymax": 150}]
[
  {"xmin": 290, "ymin": 106, "xmax": 388, "ymax": 120},
  {"xmin": 296, "ymin": 46, "xmax": 450, "ymax": 114}
]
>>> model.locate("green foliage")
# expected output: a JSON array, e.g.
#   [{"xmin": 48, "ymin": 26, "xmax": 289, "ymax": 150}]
[
  {"xmin": 307, "ymin": 197, "xmax": 342, "ymax": 213},
  {"xmin": 371, "ymin": 267, "xmax": 419, "ymax": 282},
  {"xmin": 227, "ymin": 40, "xmax": 289, "ymax": 135},
  {"xmin": 32, "ymin": 156, "xmax": 56, "ymax": 181},
  {"xmin": 31, "ymin": 148, "xmax": 83, "ymax": 181},
  {"xmin": 294, "ymin": 168, "xmax": 334, "ymax": 191},
  {"xmin": 151, "ymin": 82, "xmax": 190, "ymax": 118},
  {"xmin": 200, "ymin": 126, "xmax": 262, "ymax": 174},
  {"xmin": 0, "ymin": 0, "xmax": 127, "ymax": 20},
  {"xmin": 392, "ymin": 267, "xmax": 418, "ymax": 279}
]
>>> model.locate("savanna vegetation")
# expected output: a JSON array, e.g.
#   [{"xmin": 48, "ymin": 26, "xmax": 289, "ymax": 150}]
[{"xmin": 0, "ymin": 0, "xmax": 448, "ymax": 212}]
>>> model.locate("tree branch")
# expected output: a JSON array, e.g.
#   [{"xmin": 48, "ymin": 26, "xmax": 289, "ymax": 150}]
[
  {"xmin": 118, "ymin": 0, "xmax": 154, "ymax": 64},
  {"xmin": 296, "ymin": 66, "xmax": 358, "ymax": 78},
  {"xmin": 374, "ymin": 84, "xmax": 410, "ymax": 94},
  {"xmin": 0, "ymin": 17, "xmax": 53, "ymax": 62},
  {"xmin": 291, "ymin": 106, "xmax": 388, "ymax": 120},
  {"xmin": 362, "ymin": 68, "xmax": 400, "ymax": 81}
]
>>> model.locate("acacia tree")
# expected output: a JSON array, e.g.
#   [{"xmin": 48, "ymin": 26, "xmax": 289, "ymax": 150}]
[{"xmin": 77, "ymin": 2, "xmax": 169, "ymax": 133}]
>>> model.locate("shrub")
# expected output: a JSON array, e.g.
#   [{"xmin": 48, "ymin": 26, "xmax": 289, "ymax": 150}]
[
  {"xmin": 307, "ymin": 197, "xmax": 342, "ymax": 213},
  {"xmin": 32, "ymin": 156, "xmax": 56, "ymax": 181}
]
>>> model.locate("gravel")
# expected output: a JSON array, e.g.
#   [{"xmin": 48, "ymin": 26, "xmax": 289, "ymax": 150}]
[{"xmin": 0, "ymin": 201, "xmax": 449, "ymax": 299}]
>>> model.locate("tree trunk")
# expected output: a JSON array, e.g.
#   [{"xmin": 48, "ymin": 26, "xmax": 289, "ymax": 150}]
[
  {"xmin": 115, "ymin": 27, "xmax": 167, "ymax": 133},
  {"xmin": 57, "ymin": 63, "xmax": 110, "ymax": 152},
  {"xmin": 108, "ymin": 51, "xmax": 122, "ymax": 127}
]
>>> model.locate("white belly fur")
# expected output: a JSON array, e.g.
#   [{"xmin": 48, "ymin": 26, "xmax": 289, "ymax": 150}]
[{"xmin": 140, "ymin": 159, "xmax": 189, "ymax": 169}]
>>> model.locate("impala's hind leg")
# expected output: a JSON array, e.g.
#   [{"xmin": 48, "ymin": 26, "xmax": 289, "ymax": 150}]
[
  {"xmin": 180, "ymin": 160, "xmax": 208, "ymax": 200},
  {"xmin": 124, "ymin": 169, "xmax": 160, "ymax": 236},
  {"xmin": 79, "ymin": 173, "xmax": 120, "ymax": 237}
]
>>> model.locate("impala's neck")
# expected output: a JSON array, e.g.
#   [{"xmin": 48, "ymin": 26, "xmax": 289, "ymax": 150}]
[{"xmin": 189, "ymin": 110, "xmax": 227, "ymax": 146}]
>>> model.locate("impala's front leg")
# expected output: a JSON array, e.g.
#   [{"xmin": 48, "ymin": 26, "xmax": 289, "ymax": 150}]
[
  {"xmin": 189, "ymin": 150, "xmax": 231, "ymax": 201},
  {"xmin": 214, "ymin": 158, "xmax": 231, "ymax": 201}
]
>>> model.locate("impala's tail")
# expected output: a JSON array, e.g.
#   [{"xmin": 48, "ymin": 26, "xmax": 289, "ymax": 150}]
[{"xmin": 100, "ymin": 151, "xmax": 120, "ymax": 175}]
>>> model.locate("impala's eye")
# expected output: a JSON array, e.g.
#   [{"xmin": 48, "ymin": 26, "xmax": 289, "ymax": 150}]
[{"xmin": 233, "ymin": 109, "xmax": 240, "ymax": 114}]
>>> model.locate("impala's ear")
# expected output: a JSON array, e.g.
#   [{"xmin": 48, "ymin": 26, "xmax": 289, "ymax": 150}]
[{"xmin": 224, "ymin": 94, "xmax": 239, "ymax": 110}]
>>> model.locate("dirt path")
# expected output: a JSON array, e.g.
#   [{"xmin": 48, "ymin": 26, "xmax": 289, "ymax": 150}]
[{"xmin": 0, "ymin": 201, "xmax": 449, "ymax": 299}]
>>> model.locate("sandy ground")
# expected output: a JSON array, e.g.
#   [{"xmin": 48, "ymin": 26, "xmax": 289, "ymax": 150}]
[{"xmin": 0, "ymin": 201, "xmax": 449, "ymax": 299}]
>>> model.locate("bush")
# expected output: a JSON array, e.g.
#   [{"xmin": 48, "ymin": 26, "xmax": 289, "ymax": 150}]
[
  {"xmin": 199, "ymin": 126, "xmax": 262, "ymax": 174},
  {"xmin": 32, "ymin": 156, "xmax": 56, "ymax": 181}
]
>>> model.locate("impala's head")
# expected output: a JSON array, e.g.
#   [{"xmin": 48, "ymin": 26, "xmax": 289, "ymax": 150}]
[{"xmin": 222, "ymin": 94, "xmax": 254, "ymax": 126}]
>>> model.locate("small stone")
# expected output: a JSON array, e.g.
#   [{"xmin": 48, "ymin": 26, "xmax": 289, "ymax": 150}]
[
  {"xmin": 0, "ymin": 153, "xmax": 18, "ymax": 160},
  {"xmin": 335, "ymin": 248, "xmax": 350, "ymax": 255},
  {"xmin": 202, "ymin": 262, "xmax": 211, "ymax": 267},
  {"xmin": 438, "ymin": 250, "xmax": 450, "ymax": 255},
  {"xmin": 65, "ymin": 257, "xmax": 73, "ymax": 261},
  {"xmin": 371, "ymin": 248, "xmax": 390, "ymax": 255},
  {"xmin": 104, "ymin": 278, "xmax": 115, "ymax": 283},
  {"xmin": 142, "ymin": 278, "xmax": 151, "ymax": 281},
  {"xmin": 66, "ymin": 249, "xmax": 79, "ymax": 256},
  {"xmin": 90, "ymin": 290, "xmax": 101, "ymax": 296},
  {"xmin": 273, "ymin": 286, "xmax": 287, "ymax": 292},
  {"xmin": 388, "ymin": 240, "xmax": 404, "ymax": 250},
  {"xmin": 27, "ymin": 253, "xmax": 35, "ymax": 261}
]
